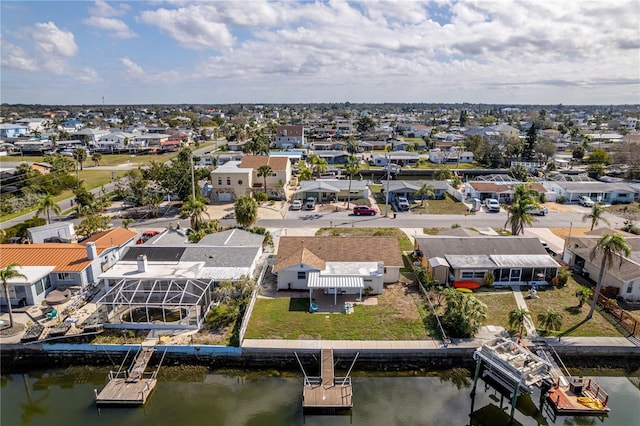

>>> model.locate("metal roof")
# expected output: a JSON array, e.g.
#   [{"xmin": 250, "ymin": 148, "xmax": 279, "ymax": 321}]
[
  {"xmin": 489, "ymin": 254, "xmax": 560, "ymax": 268},
  {"xmin": 307, "ymin": 272, "xmax": 364, "ymax": 289}
]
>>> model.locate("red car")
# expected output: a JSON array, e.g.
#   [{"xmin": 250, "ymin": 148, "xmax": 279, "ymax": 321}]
[
  {"xmin": 136, "ymin": 230, "xmax": 160, "ymax": 244},
  {"xmin": 353, "ymin": 205, "xmax": 377, "ymax": 216}
]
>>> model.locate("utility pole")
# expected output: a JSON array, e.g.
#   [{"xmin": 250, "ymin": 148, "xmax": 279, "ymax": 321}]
[
  {"xmin": 190, "ymin": 154, "xmax": 196, "ymax": 200},
  {"xmin": 385, "ymin": 153, "xmax": 390, "ymax": 217}
]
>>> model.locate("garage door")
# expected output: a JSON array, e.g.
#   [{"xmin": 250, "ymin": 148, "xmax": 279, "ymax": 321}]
[{"xmin": 218, "ymin": 192, "xmax": 232, "ymax": 202}]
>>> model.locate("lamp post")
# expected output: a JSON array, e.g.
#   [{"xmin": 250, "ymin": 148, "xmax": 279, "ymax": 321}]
[{"xmin": 563, "ymin": 221, "xmax": 573, "ymax": 262}]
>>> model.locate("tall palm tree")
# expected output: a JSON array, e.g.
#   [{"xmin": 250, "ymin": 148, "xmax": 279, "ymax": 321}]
[
  {"xmin": 508, "ymin": 308, "xmax": 531, "ymax": 341},
  {"xmin": 309, "ymin": 154, "xmax": 328, "ymax": 178},
  {"xmin": 35, "ymin": 194, "xmax": 62, "ymax": 224},
  {"xmin": 587, "ymin": 232, "xmax": 631, "ymax": 319},
  {"xmin": 180, "ymin": 195, "xmax": 209, "ymax": 231},
  {"xmin": 582, "ymin": 203, "xmax": 611, "ymax": 231},
  {"xmin": 235, "ymin": 196, "xmax": 258, "ymax": 228},
  {"xmin": 537, "ymin": 308, "xmax": 563, "ymax": 333},
  {"xmin": 73, "ymin": 148, "xmax": 87, "ymax": 171},
  {"xmin": 504, "ymin": 183, "xmax": 540, "ymax": 235},
  {"xmin": 1, "ymin": 263, "xmax": 27, "ymax": 328},
  {"xmin": 344, "ymin": 155, "xmax": 360, "ymax": 209},
  {"xmin": 257, "ymin": 165, "xmax": 273, "ymax": 193},
  {"xmin": 415, "ymin": 182, "xmax": 435, "ymax": 207}
]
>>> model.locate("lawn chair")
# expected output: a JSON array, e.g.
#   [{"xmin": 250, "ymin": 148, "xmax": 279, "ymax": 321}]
[{"xmin": 47, "ymin": 309, "xmax": 58, "ymax": 320}]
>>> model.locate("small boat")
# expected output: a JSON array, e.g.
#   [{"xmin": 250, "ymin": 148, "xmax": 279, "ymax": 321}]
[
  {"xmin": 456, "ymin": 288, "xmax": 473, "ymax": 293},
  {"xmin": 453, "ymin": 280, "xmax": 482, "ymax": 290}
]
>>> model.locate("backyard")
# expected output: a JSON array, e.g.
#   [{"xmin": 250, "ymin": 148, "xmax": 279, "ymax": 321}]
[{"xmin": 244, "ymin": 282, "xmax": 429, "ymax": 340}]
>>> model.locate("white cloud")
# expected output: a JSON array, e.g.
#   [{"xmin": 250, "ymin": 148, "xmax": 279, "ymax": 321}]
[
  {"xmin": 0, "ymin": 41, "xmax": 39, "ymax": 72},
  {"xmin": 139, "ymin": 4, "xmax": 235, "ymax": 50},
  {"xmin": 84, "ymin": 16, "xmax": 137, "ymax": 38},
  {"xmin": 89, "ymin": 0, "xmax": 127, "ymax": 17},
  {"xmin": 75, "ymin": 67, "xmax": 101, "ymax": 83},
  {"xmin": 120, "ymin": 57, "xmax": 144, "ymax": 75},
  {"xmin": 30, "ymin": 22, "xmax": 78, "ymax": 57}
]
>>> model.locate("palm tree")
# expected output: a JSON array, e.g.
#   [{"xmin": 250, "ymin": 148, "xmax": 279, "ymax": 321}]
[
  {"xmin": 297, "ymin": 163, "xmax": 314, "ymax": 181},
  {"xmin": 73, "ymin": 147, "xmax": 87, "ymax": 171},
  {"xmin": 180, "ymin": 195, "xmax": 210, "ymax": 231},
  {"xmin": 537, "ymin": 308, "xmax": 563, "ymax": 333},
  {"xmin": 504, "ymin": 183, "xmax": 540, "ymax": 235},
  {"xmin": 1, "ymin": 263, "xmax": 27, "ymax": 328},
  {"xmin": 257, "ymin": 165, "xmax": 273, "ymax": 194},
  {"xmin": 582, "ymin": 203, "xmax": 611, "ymax": 231},
  {"xmin": 575, "ymin": 286, "xmax": 592, "ymax": 308},
  {"xmin": 235, "ymin": 196, "xmax": 258, "ymax": 228},
  {"xmin": 508, "ymin": 308, "xmax": 531, "ymax": 341},
  {"xmin": 91, "ymin": 152, "xmax": 102, "ymax": 166},
  {"xmin": 344, "ymin": 155, "xmax": 360, "ymax": 209},
  {"xmin": 346, "ymin": 137, "xmax": 359, "ymax": 155},
  {"xmin": 309, "ymin": 154, "xmax": 328, "ymax": 178},
  {"xmin": 415, "ymin": 182, "xmax": 435, "ymax": 207},
  {"xmin": 35, "ymin": 194, "xmax": 62, "ymax": 224},
  {"xmin": 587, "ymin": 232, "xmax": 631, "ymax": 319}
]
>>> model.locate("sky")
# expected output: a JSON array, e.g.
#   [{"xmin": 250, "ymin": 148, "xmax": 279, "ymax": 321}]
[{"xmin": 1, "ymin": 0, "xmax": 639, "ymax": 106}]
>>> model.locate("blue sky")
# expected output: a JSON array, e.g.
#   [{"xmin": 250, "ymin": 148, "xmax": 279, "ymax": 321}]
[{"xmin": 1, "ymin": 0, "xmax": 639, "ymax": 105}]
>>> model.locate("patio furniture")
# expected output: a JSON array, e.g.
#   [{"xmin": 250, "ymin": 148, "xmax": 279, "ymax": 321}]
[
  {"xmin": 47, "ymin": 309, "xmax": 58, "ymax": 320},
  {"xmin": 310, "ymin": 302, "xmax": 318, "ymax": 313}
]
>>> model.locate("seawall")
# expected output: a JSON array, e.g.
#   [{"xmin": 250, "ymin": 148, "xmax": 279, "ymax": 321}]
[{"xmin": 2, "ymin": 338, "xmax": 639, "ymax": 372}]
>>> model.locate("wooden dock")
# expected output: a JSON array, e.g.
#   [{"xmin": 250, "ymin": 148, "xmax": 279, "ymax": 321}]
[
  {"xmin": 546, "ymin": 377, "xmax": 610, "ymax": 416},
  {"xmin": 301, "ymin": 349, "xmax": 355, "ymax": 410},
  {"xmin": 95, "ymin": 347, "xmax": 164, "ymax": 406}
]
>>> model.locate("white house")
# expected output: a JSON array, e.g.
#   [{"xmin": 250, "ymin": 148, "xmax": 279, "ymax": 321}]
[
  {"xmin": 274, "ymin": 125, "xmax": 305, "ymax": 148},
  {"xmin": 272, "ymin": 236, "xmax": 403, "ymax": 299}
]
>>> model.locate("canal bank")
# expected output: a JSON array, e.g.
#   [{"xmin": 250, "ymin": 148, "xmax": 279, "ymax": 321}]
[{"xmin": 2, "ymin": 335, "xmax": 639, "ymax": 372}]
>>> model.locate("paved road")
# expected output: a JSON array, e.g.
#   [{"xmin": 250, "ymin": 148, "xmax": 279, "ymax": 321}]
[{"xmin": 0, "ymin": 144, "xmax": 217, "ymax": 230}]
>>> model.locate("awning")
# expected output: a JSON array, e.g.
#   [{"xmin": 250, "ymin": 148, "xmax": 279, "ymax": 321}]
[{"xmin": 307, "ymin": 272, "xmax": 364, "ymax": 289}]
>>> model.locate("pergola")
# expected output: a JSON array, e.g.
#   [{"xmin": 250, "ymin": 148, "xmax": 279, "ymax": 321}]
[
  {"xmin": 307, "ymin": 272, "xmax": 364, "ymax": 305},
  {"xmin": 97, "ymin": 278, "xmax": 215, "ymax": 329}
]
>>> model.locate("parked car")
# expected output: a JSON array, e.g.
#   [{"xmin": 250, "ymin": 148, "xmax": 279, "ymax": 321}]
[
  {"xmin": 136, "ymin": 230, "xmax": 159, "ymax": 244},
  {"xmin": 526, "ymin": 206, "xmax": 549, "ymax": 216},
  {"xmin": 396, "ymin": 197, "xmax": 410, "ymax": 211},
  {"xmin": 290, "ymin": 199, "xmax": 302, "ymax": 210},
  {"xmin": 305, "ymin": 197, "xmax": 316, "ymax": 210},
  {"xmin": 353, "ymin": 205, "xmax": 377, "ymax": 216},
  {"xmin": 485, "ymin": 198, "xmax": 500, "ymax": 212},
  {"xmin": 578, "ymin": 196, "xmax": 595, "ymax": 207}
]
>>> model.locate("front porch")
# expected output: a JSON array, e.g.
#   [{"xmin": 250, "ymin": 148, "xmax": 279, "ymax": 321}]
[{"xmin": 308, "ymin": 289, "xmax": 378, "ymax": 314}]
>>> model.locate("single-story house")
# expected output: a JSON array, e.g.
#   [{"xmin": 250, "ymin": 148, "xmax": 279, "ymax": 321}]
[
  {"xmin": 372, "ymin": 151, "xmax": 421, "ymax": 167},
  {"xmin": 428, "ymin": 148, "xmax": 474, "ymax": 164},
  {"xmin": 382, "ymin": 180, "xmax": 452, "ymax": 203},
  {"xmin": 97, "ymin": 228, "xmax": 264, "ymax": 329},
  {"xmin": 312, "ymin": 150, "xmax": 350, "ymax": 164},
  {"xmin": 414, "ymin": 236, "xmax": 560, "ymax": 287},
  {"xmin": 542, "ymin": 181, "xmax": 636, "ymax": 205},
  {"xmin": 563, "ymin": 228, "xmax": 640, "ymax": 301},
  {"xmin": 272, "ymin": 236, "xmax": 403, "ymax": 300},
  {"xmin": 295, "ymin": 179, "xmax": 370, "ymax": 203},
  {"xmin": 0, "ymin": 228, "xmax": 136, "ymax": 307},
  {"xmin": 465, "ymin": 181, "xmax": 550, "ymax": 204}
]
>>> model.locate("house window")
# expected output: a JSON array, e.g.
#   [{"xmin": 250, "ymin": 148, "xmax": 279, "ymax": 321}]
[
  {"xmin": 626, "ymin": 282, "xmax": 633, "ymax": 294},
  {"xmin": 297, "ymin": 271, "xmax": 306, "ymax": 280},
  {"xmin": 226, "ymin": 177, "xmax": 231, "ymax": 185},
  {"xmin": 217, "ymin": 177, "xmax": 222, "ymax": 185},
  {"xmin": 238, "ymin": 180, "xmax": 243, "ymax": 185},
  {"xmin": 461, "ymin": 271, "xmax": 474, "ymax": 279},
  {"xmin": 35, "ymin": 279, "xmax": 45, "ymax": 295},
  {"xmin": 364, "ymin": 278, "xmax": 372, "ymax": 284},
  {"xmin": 57, "ymin": 272, "xmax": 71, "ymax": 281}
]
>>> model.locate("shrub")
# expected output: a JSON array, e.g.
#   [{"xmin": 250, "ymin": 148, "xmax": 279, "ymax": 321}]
[
  {"xmin": 254, "ymin": 191, "xmax": 268, "ymax": 202},
  {"xmin": 483, "ymin": 272, "xmax": 495, "ymax": 288},
  {"xmin": 556, "ymin": 267, "xmax": 571, "ymax": 287}
]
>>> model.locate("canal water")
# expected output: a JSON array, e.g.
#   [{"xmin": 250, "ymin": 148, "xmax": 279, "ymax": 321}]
[{"xmin": 2, "ymin": 367, "xmax": 639, "ymax": 426}]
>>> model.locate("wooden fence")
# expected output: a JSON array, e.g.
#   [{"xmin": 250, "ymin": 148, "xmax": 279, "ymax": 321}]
[{"xmin": 597, "ymin": 295, "xmax": 640, "ymax": 338}]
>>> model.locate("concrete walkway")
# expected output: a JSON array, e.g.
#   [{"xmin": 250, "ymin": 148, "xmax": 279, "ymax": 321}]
[{"xmin": 511, "ymin": 287, "xmax": 538, "ymax": 338}]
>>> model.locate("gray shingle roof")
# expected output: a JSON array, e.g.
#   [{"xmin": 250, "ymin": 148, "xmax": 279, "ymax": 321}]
[{"xmin": 416, "ymin": 237, "xmax": 548, "ymax": 259}]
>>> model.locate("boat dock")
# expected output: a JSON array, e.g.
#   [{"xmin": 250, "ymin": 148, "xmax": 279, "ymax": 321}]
[
  {"xmin": 95, "ymin": 346, "xmax": 165, "ymax": 406},
  {"xmin": 297, "ymin": 349, "xmax": 357, "ymax": 411}
]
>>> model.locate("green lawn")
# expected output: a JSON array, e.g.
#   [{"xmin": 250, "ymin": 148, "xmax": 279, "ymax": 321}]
[
  {"xmin": 315, "ymin": 227, "xmax": 413, "ymax": 252},
  {"xmin": 521, "ymin": 279, "xmax": 621, "ymax": 337},
  {"xmin": 411, "ymin": 194, "xmax": 469, "ymax": 215},
  {"xmin": 0, "ymin": 170, "xmax": 121, "ymax": 221},
  {"xmin": 474, "ymin": 291, "xmax": 520, "ymax": 330},
  {"xmin": 245, "ymin": 294, "xmax": 429, "ymax": 340}
]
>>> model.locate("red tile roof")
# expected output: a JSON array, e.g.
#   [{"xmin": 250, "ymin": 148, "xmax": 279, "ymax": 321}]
[
  {"xmin": 83, "ymin": 227, "xmax": 136, "ymax": 249},
  {"xmin": 239, "ymin": 155, "xmax": 289, "ymax": 171}
]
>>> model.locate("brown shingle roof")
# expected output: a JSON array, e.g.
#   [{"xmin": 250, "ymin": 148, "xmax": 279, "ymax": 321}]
[
  {"xmin": 276, "ymin": 125, "xmax": 303, "ymax": 137},
  {"xmin": 273, "ymin": 236, "xmax": 403, "ymax": 272},
  {"xmin": 239, "ymin": 155, "xmax": 289, "ymax": 171},
  {"xmin": 468, "ymin": 182, "xmax": 500, "ymax": 192},
  {"xmin": 0, "ymin": 244, "xmax": 93, "ymax": 272},
  {"xmin": 83, "ymin": 227, "xmax": 136, "ymax": 249}
]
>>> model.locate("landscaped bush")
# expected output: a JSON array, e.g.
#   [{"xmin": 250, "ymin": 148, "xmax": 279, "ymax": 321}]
[
  {"xmin": 556, "ymin": 267, "xmax": 571, "ymax": 287},
  {"xmin": 253, "ymin": 191, "xmax": 268, "ymax": 202}
]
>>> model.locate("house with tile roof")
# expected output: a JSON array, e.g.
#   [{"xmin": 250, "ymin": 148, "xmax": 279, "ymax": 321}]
[
  {"xmin": 414, "ymin": 236, "xmax": 560, "ymax": 287},
  {"xmin": 272, "ymin": 237, "xmax": 404, "ymax": 298},
  {"xmin": 274, "ymin": 125, "xmax": 305, "ymax": 148},
  {"xmin": 0, "ymin": 228, "xmax": 136, "ymax": 308},
  {"xmin": 209, "ymin": 155, "xmax": 291, "ymax": 201},
  {"xmin": 563, "ymin": 228, "xmax": 640, "ymax": 302}
]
